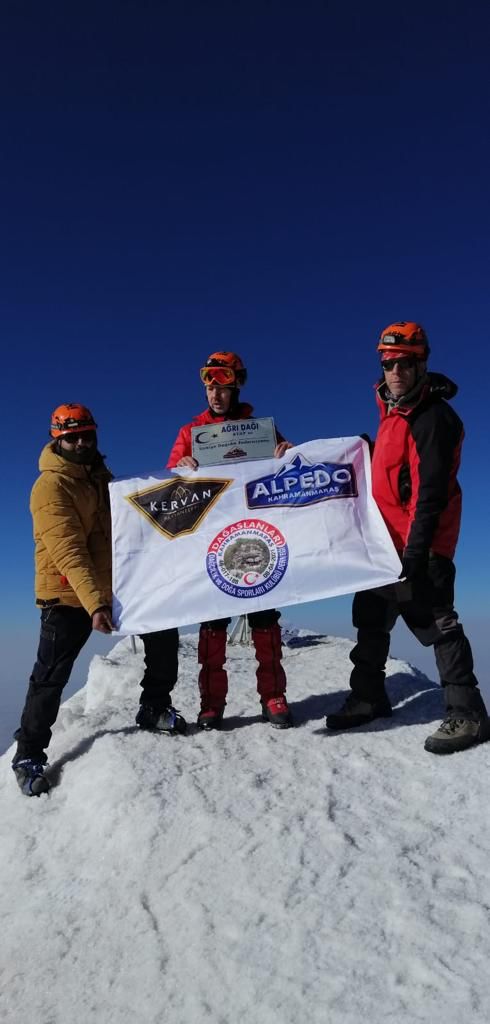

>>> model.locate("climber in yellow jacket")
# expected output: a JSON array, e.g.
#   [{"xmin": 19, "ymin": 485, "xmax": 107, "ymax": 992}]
[
  {"xmin": 12, "ymin": 404, "xmax": 114, "ymax": 796},
  {"xmin": 12, "ymin": 403, "xmax": 186, "ymax": 798},
  {"xmin": 31, "ymin": 410, "xmax": 113, "ymax": 615}
]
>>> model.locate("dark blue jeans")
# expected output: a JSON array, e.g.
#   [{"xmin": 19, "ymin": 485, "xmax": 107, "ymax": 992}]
[
  {"xmin": 15, "ymin": 611, "xmax": 181, "ymax": 762},
  {"xmin": 14, "ymin": 605, "xmax": 93, "ymax": 763}
]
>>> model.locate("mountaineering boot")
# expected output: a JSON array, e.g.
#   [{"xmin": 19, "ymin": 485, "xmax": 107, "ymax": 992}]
[
  {"xmin": 136, "ymin": 704, "xmax": 187, "ymax": 734},
  {"xmin": 198, "ymin": 626, "xmax": 228, "ymax": 728},
  {"xmin": 424, "ymin": 712, "xmax": 490, "ymax": 754},
  {"xmin": 261, "ymin": 694, "xmax": 293, "ymax": 729},
  {"xmin": 326, "ymin": 692, "xmax": 392, "ymax": 730},
  {"xmin": 252, "ymin": 625, "xmax": 292, "ymax": 727},
  {"xmin": 12, "ymin": 759, "xmax": 51, "ymax": 797},
  {"xmin": 197, "ymin": 706, "xmax": 224, "ymax": 731}
]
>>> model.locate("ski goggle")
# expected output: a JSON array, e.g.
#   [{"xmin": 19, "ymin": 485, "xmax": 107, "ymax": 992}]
[
  {"xmin": 381, "ymin": 356, "xmax": 417, "ymax": 371},
  {"xmin": 200, "ymin": 366, "xmax": 237, "ymax": 386}
]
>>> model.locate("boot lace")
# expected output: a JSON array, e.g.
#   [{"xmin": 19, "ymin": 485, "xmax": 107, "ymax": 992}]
[{"xmin": 438, "ymin": 714, "xmax": 476, "ymax": 735}]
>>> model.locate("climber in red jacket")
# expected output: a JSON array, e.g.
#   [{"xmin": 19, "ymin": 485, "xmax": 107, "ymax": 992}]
[
  {"xmin": 326, "ymin": 321, "xmax": 489, "ymax": 755},
  {"xmin": 168, "ymin": 351, "xmax": 294, "ymax": 731}
]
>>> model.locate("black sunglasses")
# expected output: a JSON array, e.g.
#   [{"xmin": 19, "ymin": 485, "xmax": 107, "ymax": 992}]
[
  {"xmin": 61, "ymin": 431, "xmax": 96, "ymax": 445},
  {"xmin": 381, "ymin": 356, "xmax": 416, "ymax": 372}
]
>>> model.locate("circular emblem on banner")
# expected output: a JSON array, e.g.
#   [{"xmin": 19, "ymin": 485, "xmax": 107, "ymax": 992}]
[{"xmin": 206, "ymin": 519, "xmax": 289, "ymax": 599}]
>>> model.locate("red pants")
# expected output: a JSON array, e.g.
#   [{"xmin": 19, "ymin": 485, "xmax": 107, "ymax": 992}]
[{"xmin": 198, "ymin": 611, "xmax": 287, "ymax": 709}]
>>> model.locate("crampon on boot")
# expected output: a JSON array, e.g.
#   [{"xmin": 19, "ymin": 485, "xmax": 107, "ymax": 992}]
[
  {"xmin": 197, "ymin": 706, "xmax": 224, "ymax": 730},
  {"xmin": 12, "ymin": 759, "xmax": 51, "ymax": 797},
  {"xmin": 135, "ymin": 703, "xmax": 187, "ymax": 734}
]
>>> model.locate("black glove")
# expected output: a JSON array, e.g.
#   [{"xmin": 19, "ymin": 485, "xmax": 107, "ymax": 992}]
[
  {"xmin": 398, "ymin": 553, "xmax": 434, "ymax": 624},
  {"xmin": 399, "ymin": 553, "xmax": 428, "ymax": 583}
]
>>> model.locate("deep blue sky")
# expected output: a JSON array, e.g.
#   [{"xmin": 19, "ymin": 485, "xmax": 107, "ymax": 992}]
[{"xmin": 1, "ymin": 2, "xmax": 489, "ymax": 745}]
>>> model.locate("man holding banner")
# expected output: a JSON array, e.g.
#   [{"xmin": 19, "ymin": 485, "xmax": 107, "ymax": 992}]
[
  {"xmin": 326, "ymin": 321, "xmax": 490, "ymax": 755},
  {"xmin": 167, "ymin": 351, "xmax": 294, "ymax": 731},
  {"xmin": 11, "ymin": 404, "xmax": 114, "ymax": 796},
  {"xmin": 13, "ymin": 404, "xmax": 186, "ymax": 797}
]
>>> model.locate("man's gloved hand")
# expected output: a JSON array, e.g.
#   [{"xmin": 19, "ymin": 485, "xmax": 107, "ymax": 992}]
[
  {"xmin": 399, "ymin": 553, "xmax": 428, "ymax": 583},
  {"xmin": 398, "ymin": 552, "xmax": 434, "ymax": 625},
  {"xmin": 399, "ymin": 552, "xmax": 431, "ymax": 606}
]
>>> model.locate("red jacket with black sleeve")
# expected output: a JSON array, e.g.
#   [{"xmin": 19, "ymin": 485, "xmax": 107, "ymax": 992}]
[{"xmin": 371, "ymin": 373, "xmax": 463, "ymax": 560}]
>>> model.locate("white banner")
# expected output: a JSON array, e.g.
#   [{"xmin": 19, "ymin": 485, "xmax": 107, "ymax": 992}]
[{"xmin": 110, "ymin": 437, "xmax": 401, "ymax": 634}]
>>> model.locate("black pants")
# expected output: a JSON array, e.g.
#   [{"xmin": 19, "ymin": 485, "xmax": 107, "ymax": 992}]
[
  {"xmin": 349, "ymin": 555, "xmax": 486, "ymax": 715},
  {"xmin": 15, "ymin": 605, "xmax": 93, "ymax": 763},
  {"xmin": 138, "ymin": 629, "xmax": 179, "ymax": 709},
  {"xmin": 15, "ymin": 609, "xmax": 180, "ymax": 763}
]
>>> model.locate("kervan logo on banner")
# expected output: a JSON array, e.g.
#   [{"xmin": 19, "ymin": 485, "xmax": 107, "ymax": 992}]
[
  {"xmin": 206, "ymin": 519, "xmax": 289, "ymax": 599},
  {"xmin": 126, "ymin": 476, "xmax": 232, "ymax": 539},
  {"xmin": 246, "ymin": 454, "xmax": 357, "ymax": 509}
]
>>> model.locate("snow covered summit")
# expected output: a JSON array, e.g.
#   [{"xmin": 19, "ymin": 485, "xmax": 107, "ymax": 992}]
[{"xmin": 1, "ymin": 632, "xmax": 489, "ymax": 1024}]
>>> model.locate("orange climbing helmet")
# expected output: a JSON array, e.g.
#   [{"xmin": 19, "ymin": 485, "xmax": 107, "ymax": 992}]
[
  {"xmin": 50, "ymin": 403, "xmax": 97, "ymax": 438},
  {"xmin": 199, "ymin": 351, "xmax": 247, "ymax": 387},
  {"xmin": 377, "ymin": 321, "xmax": 430, "ymax": 358}
]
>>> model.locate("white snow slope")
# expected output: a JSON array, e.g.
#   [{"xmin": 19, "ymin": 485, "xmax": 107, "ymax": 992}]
[{"xmin": 1, "ymin": 632, "xmax": 489, "ymax": 1024}]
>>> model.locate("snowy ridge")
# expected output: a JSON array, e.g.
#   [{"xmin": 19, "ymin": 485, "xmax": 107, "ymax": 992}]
[{"xmin": 1, "ymin": 633, "xmax": 490, "ymax": 1024}]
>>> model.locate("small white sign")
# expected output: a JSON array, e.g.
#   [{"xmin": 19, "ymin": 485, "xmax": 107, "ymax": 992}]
[{"xmin": 191, "ymin": 417, "xmax": 277, "ymax": 466}]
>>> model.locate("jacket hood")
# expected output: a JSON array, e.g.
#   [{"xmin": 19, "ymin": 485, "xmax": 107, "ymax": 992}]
[
  {"xmin": 376, "ymin": 371, "xmax": 458, "ymax": 413},
  {"xmin": 38, "ymin": 442, "xmax": 110, "ymax": 478},
  {"xmin": 425, "ymin": 371, "xmax": 458, "ymax": 400}
]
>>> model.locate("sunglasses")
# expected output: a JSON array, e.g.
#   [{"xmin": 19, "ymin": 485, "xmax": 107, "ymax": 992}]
[
  {"xmin": 61, "ymin": 431, "xmax": 96, "ymax": 445},
  {"xmin": 381, "ymin": 356, "xmax": 417, "ymax": 372},
  {"xmin": 200, "ymin": 366, "xmax": 236, "ymax": 386}
]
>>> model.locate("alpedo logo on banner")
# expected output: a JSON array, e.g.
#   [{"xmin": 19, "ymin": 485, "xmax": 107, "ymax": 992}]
[
  {"xmin": 126, "ymin": 476, "xmax": 232, "ymax": 539},
  {"xmin": 207, "ymin": 519, "xmax": 289, "ymax": 599},
  {"xmin": 246, "ymin": 453, "xmax": 358, "ymax": 508}
]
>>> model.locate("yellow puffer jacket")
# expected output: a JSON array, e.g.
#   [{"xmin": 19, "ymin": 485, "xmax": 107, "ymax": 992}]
[{"xmin": 31, "ymin": 443, "xmax": 112, "ymax": 616}]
